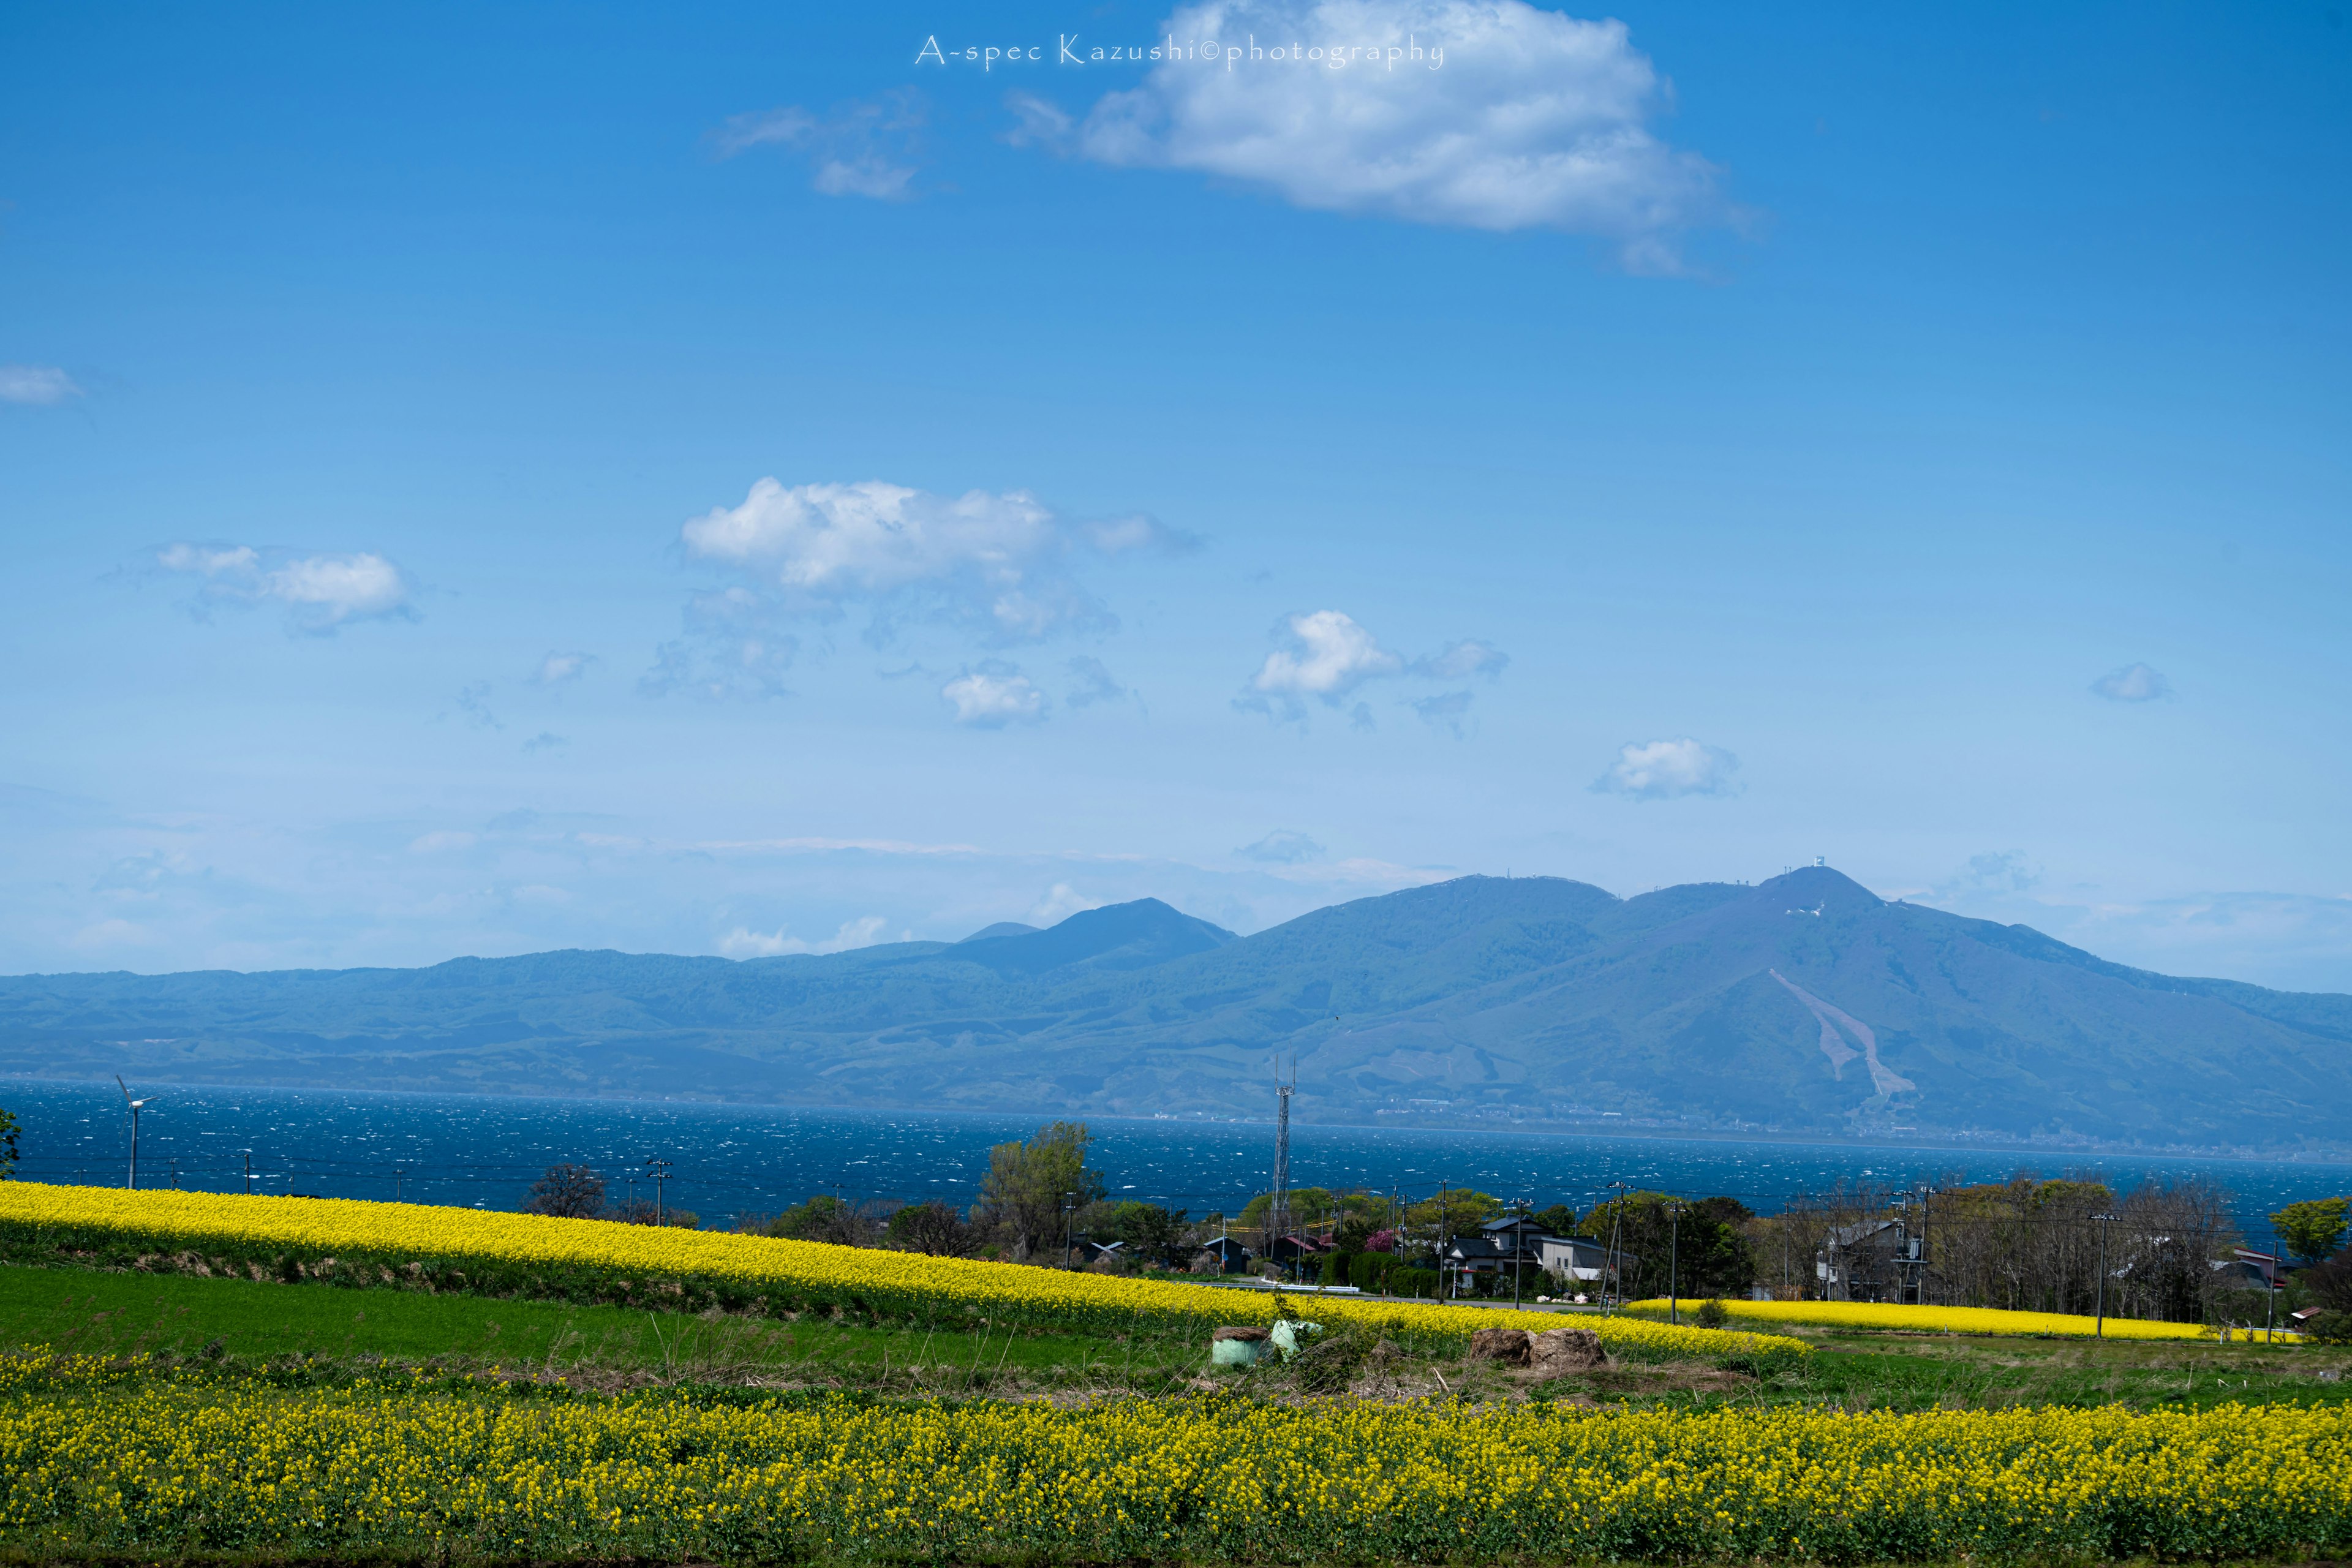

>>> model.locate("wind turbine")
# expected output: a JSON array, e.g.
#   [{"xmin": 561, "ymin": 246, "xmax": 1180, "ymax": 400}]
[{"xmin": 117, "ymin": 1076, "xmax": 153, "ymax": 1191}]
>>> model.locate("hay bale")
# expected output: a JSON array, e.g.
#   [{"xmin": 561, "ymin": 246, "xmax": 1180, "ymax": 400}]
[
  {"xmin": 1529, "ymin": 1326, "xmax": 1605, "ymax": 1375},
  {"xmin": 1469, "ymin": 1327, "xmax": 1532, "ymax": 1364}
]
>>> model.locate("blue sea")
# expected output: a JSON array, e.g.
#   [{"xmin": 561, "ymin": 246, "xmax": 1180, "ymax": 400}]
[{"xmin": 5, "ymin": 1077, "xmax": 2345, "ymax": 1250}]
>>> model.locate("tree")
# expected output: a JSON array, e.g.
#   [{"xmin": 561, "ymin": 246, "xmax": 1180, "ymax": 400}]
[
  {"xmin": 886, "ymin": 1200, "xmax": 973, "ymax": 1256},
  {"xmin": 0, "ymin": 1104, "xmax": 17, "ymax": 1181},
  {"xmin": 1107, "ymin": 1202, "xmax": 1193, "ymax": 1267},
  {"xmin": 1532, "ymin": 1204, "xmax": 1577, "ymax": 1235},
  {"xmin": 2271, "ymin": 1198, "xmax": 2349, "ymax": 1265},
  {"xmin": 1580, "ymin": 1193, "xmax": 1755, "ymax": 1298},
  {"xmin": 608, "ymin": 1199, "xmax": 699, "ymax": 1229},
  {"xmin": 973, "ymin": 1121, "xmax": 1105, "ymax": 1261},
  {"xmin": 525, "ymin": 1163, "xmax": 605, "ymax": 1218},
  {"xmin": 767, "ymin": 1194, "xmax": 876, "ymax": 1246}
]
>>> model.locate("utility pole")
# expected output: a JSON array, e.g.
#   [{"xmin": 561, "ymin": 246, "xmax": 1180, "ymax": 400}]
[
  {"xmin": 170, "ymin": 1158, "xmax": 179, "ymax": 1191},
  {"xmin": 1917, "ymin": 1185, "xmax": 1935, "ymax": 1306},
  {"xmin": 1603, "ymin": 1182, "xmax": 1627, "ymax": 1315},
  {"xmin": 1270, "ymin": 1065, "xmax": 1293, "ymax": 1281},
  {"xmin": 2091, "ymin": 1212, "xmax": 2116, "ymax": 1336},
  {"xmin": 394, "ymin": 1166, "xmax": 404, "ymax": 1203},
  {"xmin": 1668, "ymin": 1199, "xmax": 1681, "ymax": 1324},
  {"xmin": 242, "ymin": 1150, "xmax": 252, "ymax": 1196},
  {"xmin": 648, "ymin": 1158, "xmax": 673, "ymax": 1226}
]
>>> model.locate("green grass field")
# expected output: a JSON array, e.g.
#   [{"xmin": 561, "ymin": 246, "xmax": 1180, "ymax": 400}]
[
  {"xmin": 0, "ymin": 1262, "xmax": 1195, "ymax": 1390},
  {"xmin": 5, "ymin": 1259, "xmax": 2347, "ymax": 1409}
]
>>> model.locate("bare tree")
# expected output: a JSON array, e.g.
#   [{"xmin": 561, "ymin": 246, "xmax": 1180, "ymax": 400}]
[{"xmin": 525, "ymin": 1163, "xmax": 606, "ymax": 1219}]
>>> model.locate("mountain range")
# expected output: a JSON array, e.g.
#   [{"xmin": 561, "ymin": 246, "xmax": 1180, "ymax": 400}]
[{"xmin": 4, "ymin": 867, "xmax": 2346, "ymax": 1153}]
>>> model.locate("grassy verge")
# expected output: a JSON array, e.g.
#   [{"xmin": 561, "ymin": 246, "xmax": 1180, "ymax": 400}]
[{"xmin": 7, "ymin": 1261, "xmax": 2348, "ymax": 1412}]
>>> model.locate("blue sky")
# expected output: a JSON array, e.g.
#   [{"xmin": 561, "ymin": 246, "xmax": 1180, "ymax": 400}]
[{"xmin": 3, "ymin": 1, "xmax": 2348, "ymax": 988}]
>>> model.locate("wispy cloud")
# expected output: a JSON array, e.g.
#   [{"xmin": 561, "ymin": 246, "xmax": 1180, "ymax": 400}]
[
  {"xmin": 1238, "ymin": 829, "xmax": 1324, "ymax": 864},
  {"xmin": 1064, "ymin": 655, "xmax": 1127, "ymax": 708},
  {"xmin": 2092, "ymin": 662, "xmax": 2173, "ymax": 703},
  {"xmin": 154, "ymin": 542, "xmax": 418, "ymax": 635},
  {"xmin": 533, "ymin": 651, "xmax": 596, "ymax": 686},
  {"xmin": 942, "ymin": 665, "xmax": 1047, "ymax": 728},
  {"xmin": 1593, "ymin": 737, "xmax": 1741, "ymax": 800},
  {"xmin": 0, "ymin": 364, "xmax": 80, "ymax": 405},
  {"xmin": 712, "ymin": 91, "xmax": 927, "ymax": 200}
]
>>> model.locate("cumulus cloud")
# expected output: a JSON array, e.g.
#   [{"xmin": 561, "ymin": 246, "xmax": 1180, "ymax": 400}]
[
  {"xmin": 942, "ymin": 665, "xmax": 1047, "ymax": 727},
  {"xmin": 1238, "ymin": 611, "xmax": 1506, "ymax": 726},
  {"xmin": 533, "ymin": 651, "xmax": 596, "ymax": 685},
  {"xmin": 2092, "ymin": 662, "xmax": 2173, "ymax": 703},
  {"xmin": 1593, "ymin": 737, "xmax": 1741, "ymax": 800},
  {"xmin": 711, "ymin": 90, "xmax": 925, "ymax": 200},
  {"xmin": 719, "ymin": 913, "xmax": 892, "ymax": 958},
  {"xmin": 677, "ymin": 478, "xmax": 1189, "ymax": 650},
  {"xmin": 521, "ymin": 731, "xmax": 568, "ymax": 753},
  {"xmin": 154, "ymin": 542, "xmax": 417, "ymax": 635},
  {"xmin": 0, "ymin": 364, "xmax": 80, "ymax": 405},
  {"xmin": 1046, "ymin": 0, "xmax": 1730, "ymax": 270},
  {"xmin": 1238, "ymin": 609, "xmax": 1404, "ymax": 720},
  {"xmin": 1239, "ymin": 829, "xmax": 1325, "ymax": 863},
  {"xmin": 1064, "ymin": 655, "xmax": 1127, "ymax": 708}
]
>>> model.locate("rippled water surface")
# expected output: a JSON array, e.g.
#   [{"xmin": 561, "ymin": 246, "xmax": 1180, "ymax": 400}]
[{"xmin": 6, "ymin": 1077, "xmax": 2343, "ymax": 1244}]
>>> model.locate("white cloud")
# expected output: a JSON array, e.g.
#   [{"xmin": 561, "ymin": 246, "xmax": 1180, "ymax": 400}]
[
  {"xmin": 678, "ymin": 478, "xmax": 1191, "ymax": 649},
  {"xmin": 712, "ymin": 91, "xmax": 924, "ymax": 200},
  {"xmin": 942, "ymin": 667, "xmax": 1047, "ymax": 727},
  {"xmin": 156, "ymin": 542, "xmax": 417, "ymax": 634},
  {"xmin": 1029, "ymin": 882, "xmax": 1101, "ymax": 924},
  {"xmin": 719, "ymin": 913, "xmax": 891, "ymax": 958},
  {"xmin": 533, "ymin": 651, "xmax": 596, "ymax": 685},
  {"xmin": 521, "ymin": 731, "xmax": 568, "ymax": 753},
  {"xmin": 1593, "ymin": 737, "xmax": 1741, "ymax": 800},
  {"xmin": 1057, "ymin": 0, "xmax": 1728, "ymax": 270},
  {"xmin": 2093, "ymin": 662, "xmax": 2173, "ymax": 703},
  {"xmin": 405, "ymin": 831, "xmax": 478, "ymax": 854},
  {"xmin": 0, "ymin": 364, "xmax": 80, "ymax": 405},
  {"xmin": 1240, "ymin": 829, "xmax": 1325, "ymax": 864},
  {"xmin": 1239, "ymin": 610, "xmax": 1404, "ymax": 720},
  {"xmin": 1414, "ymin": 639, "xmax": 1509, "ymax": 680}
]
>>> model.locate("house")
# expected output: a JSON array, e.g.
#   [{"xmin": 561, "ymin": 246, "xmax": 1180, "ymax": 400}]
[
  {"xmin": 1480, "ymin": 1213, "xmax": 1555, "ymax": 1262},
  {"xmin": 1072, "ymin": 1239, "xmax": 1126, "ymax": 1267},
  {"xmin": 1268, "ymin": 1233, "xmax": 1333, "ymax": 1270},
  {"xmin": 1194, "ymin": 1235, "xmax": 1254, "ymax": 1273},
  {"xmin": 1535, "ymin": 1235, "xmax": 1621, "ymax": 1285},
  {"xmin": 1815, "ymin": 1217, "xmax": 1926, "ymax": 1303},
  {"xmin": 1441, "ymin": 1235, "xmax": 1512, "ymax": 1276},
  {"xmin": 2227, "ymin": 1248, "xmax": 2290, "ymax": 1291}
]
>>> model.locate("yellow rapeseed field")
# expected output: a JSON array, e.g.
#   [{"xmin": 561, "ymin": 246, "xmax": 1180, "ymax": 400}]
[
  {"xmin": 0, "ymin": 1353, "xmax": 2344, "ymax": 1561},
  {"xmin": 0, "ymin": 1183, "xmax": 1800, "ymax": 1360},
  {"xmin": 1623, "ymin": 1297, "xmax": 2228, "ymax": 1341}
]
